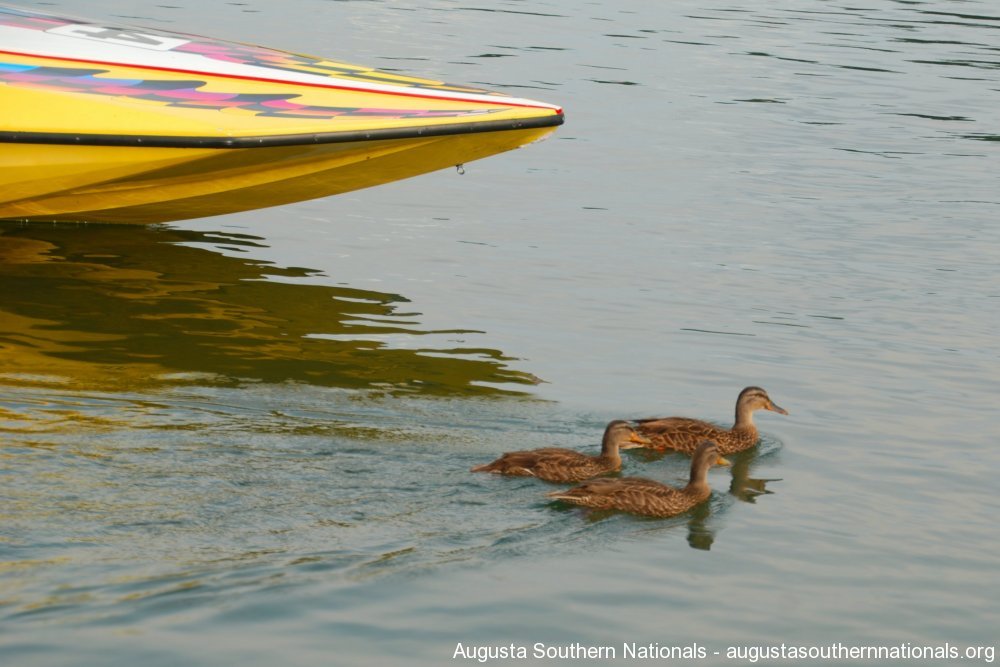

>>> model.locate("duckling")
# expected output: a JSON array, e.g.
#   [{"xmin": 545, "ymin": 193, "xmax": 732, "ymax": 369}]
[
  {"xmin": 547, "ymin": 441, "xmax": 730, "ymax": 517},
  {"xmin": 470, "ymin": 420, "xmax": 650, "ymax": 483},
  {"xmin": 634, "ymin": 386, "xmax": 787, "ymax": 456}
]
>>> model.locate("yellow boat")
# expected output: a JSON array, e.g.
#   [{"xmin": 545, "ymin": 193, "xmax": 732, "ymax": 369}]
[{"xmin": 0, "ymin": 5, "xmax": 563, "ymax": 224}]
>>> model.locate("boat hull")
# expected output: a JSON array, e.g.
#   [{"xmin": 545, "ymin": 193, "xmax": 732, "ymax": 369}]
[
  {"xmin": 0, "ymin": 122, "xmax": 556, "ymax": 224},
  {"xmin": 0, "ymin": 6, "xmax": 563, "ymax": 224}
]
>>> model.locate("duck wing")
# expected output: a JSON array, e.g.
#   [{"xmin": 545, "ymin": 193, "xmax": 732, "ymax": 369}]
[
  {"xmin": 549, "ymin": 476, "xmax": 701, "ymax": 517},
  {"xmin": 633, "ymin": 417, "xmax": 724, "ymax": 453},
  {"xmin": 471, "ymin": 447, "xmax": 599, "ymax": 481}
]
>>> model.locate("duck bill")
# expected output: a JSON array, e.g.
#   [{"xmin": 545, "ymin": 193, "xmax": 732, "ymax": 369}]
[
  {"xmin": 768, "ymin": 402, "xmax": 789, "ymax": 415},
  {"xmin": 716, "ymin": 456, "xmax": 732, "ymax": 467},
  {"xmin": 620, "ymin": 431, "xmax": 652, "ymax": 449}
]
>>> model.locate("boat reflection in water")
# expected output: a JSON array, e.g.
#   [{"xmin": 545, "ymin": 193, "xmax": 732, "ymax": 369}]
[{"xmin": 0, "ymin": 222, "xmax": 540, "ymax": 397}]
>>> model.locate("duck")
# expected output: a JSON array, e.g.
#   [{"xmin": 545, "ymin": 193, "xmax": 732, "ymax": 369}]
[
  {"xmin": 470, "ymin": 420, "xmax": 650, "ymax": 483},
  {"xmin": 546, "ymin": 440, "xmax": 730, "ymax": 518},
  {"xmin": 633, "ymin": 386, "xmax": 787, "ymax": 456}
]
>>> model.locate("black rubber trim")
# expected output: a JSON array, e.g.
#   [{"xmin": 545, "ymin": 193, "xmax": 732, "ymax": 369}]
[{"xmin": 0, "ymin": 113, "xmax": 564, "ymax": 148}]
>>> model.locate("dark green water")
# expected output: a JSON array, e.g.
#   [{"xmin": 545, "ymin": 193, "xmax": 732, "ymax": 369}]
[{"xmin": 2, "ymin": 1, "xmax": 998, "ymax": 665}]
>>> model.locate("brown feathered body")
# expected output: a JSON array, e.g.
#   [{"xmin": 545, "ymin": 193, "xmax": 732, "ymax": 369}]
[
  {"xmin": 471, "ymin": 447, "xmax": 619, "ymax": 483},
  {"xmin": 634, "ymin": 386, "xmax": 787, "ymax": 456},
  {"xmin": 548, "ymin": 441, "xmax": 727, "ymax": 518},
  {"xmin": 470, "ymin": 420, "xmax": 647, "ymax": 483},
  {"xmin": 635, "ymin": 417, "xmax": 757, "ymax": 456}
]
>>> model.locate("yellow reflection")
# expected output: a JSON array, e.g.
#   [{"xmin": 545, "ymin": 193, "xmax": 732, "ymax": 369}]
[{"xmin": 0, "ymin": 222, "xmax": 540, "ymax": 396}]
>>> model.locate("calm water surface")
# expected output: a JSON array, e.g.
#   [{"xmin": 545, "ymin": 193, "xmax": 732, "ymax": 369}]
[{"xmin": 2, "ymin": 0, "xmax": 998, "ymax": 665}]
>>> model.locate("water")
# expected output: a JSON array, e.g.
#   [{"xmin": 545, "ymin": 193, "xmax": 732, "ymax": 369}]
[{"xmin": 2, "ymin": 0, "xmax": 999, "ymax": 665}]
